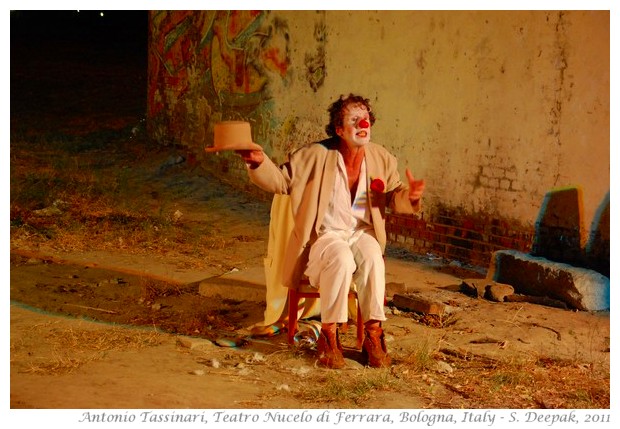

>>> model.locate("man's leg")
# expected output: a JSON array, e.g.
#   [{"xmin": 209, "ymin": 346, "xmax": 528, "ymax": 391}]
[
  {"xmin": 351, "ymin": 231, "xmax": 391, "ymax": 368},
  {"xmin": 351, "ymin": 231, "xmax": 385, "ymax": 323},
  {"xmin": 305, "ymin": 232, "xmax": 356, "ymax": 368},
  {"xmin": 306, "ymin": 231, "xmax": 356, "ymax": 323}
]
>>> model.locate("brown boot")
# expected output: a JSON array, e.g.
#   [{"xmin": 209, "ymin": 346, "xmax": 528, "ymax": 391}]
[
  {"xmin": 362, "ymin": 325, "xmax": 391, "ymax": 368},
  {"xmin": 316, "ymin": 328, "xmax": 345, "ymax": 369}
]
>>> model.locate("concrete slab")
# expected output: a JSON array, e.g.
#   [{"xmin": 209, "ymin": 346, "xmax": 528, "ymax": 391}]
[
  {"xmin": 197, "ymin": 257, "xmax": 465, "ymax": 305},
  {"xmin": 489, "ymin": 249, "xmax": 610, "ymax": 311},
  {"xmin": 198, "ymin": 266, "xmax": 267, "ymax": 302}
]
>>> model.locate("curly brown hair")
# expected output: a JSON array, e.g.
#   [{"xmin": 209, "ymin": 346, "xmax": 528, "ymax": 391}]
[{"xmin": 325, "ymin": 93, "xmax": 376, "ymax": 137}]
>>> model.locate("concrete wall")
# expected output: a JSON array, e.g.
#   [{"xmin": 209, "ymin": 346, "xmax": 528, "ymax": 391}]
[{"xmin": 147, "ymin": 10, "xmax": 609, "ymax": 269}]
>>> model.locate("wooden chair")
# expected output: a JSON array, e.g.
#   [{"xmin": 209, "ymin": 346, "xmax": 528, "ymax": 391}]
[
  {"xmin": 287, "ymin": 278, "xmax": 364, "ymax": 349},
  {"xmin": 266, "ymin": 194, "xmax": 364, "ymax": 349}
]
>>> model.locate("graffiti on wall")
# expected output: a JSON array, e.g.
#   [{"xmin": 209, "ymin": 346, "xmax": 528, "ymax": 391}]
[
  {"xmin": 209, "ymin": 11, "xmax": 291, "ymax": 108},
  {"xmin": 148, "ymin": 11, "xmax": 292, "ymax": 146},
  {"xmin": 304, "ymin": 11, "xmax": 327, "ymax": 92}
]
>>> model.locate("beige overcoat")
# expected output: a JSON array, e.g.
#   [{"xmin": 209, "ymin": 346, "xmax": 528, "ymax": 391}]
[{"xmin": 249, "ymin": 137, "xmax": 421, "ymax": 289}]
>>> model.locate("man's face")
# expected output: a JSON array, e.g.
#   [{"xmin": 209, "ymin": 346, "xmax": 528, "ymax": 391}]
[{"xmin": 336, "ymin": 103, "xmax": 371, "ymax": 147}]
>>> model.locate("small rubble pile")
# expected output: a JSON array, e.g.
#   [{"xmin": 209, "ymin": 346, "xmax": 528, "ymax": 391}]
[{"xmin": 459, "ymin": 277, "xmax": 569, "ymax": 309}]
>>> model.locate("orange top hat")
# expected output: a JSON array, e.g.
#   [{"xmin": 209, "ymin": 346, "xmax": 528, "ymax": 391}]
[{"xmin": 205, "ymin": 121, "xmax": 263, "ymax": 152}]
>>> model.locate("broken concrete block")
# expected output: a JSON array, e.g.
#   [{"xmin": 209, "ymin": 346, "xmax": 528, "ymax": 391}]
[
  {"xmin": 484, "ymin": 282, "xmax": 515, "ymax": 302},
  {"xmin": 489, "ymin": 250, "xmax": 609, "ymax": 311},
  {"xmin": 460, "ymin": 279, "xmax": 514, "ymax": 302},
  {"xmin": 392, "ymin": 293, "xmax": 445, "ymax": 315},
  {"xmin": 460, "ymin": 279, "xmax": 489, "ymax": 298}
]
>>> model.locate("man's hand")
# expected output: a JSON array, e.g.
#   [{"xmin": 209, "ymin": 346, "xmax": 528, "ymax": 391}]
[
  {"xmin": 236, "ymin": 149, "xmax": 265, "ymax": 169},
  {"xmin": 406, "ymin": 168, "xmax": 425, "ymax": 203}
]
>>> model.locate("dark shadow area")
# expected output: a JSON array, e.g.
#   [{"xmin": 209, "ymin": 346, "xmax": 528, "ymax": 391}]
[
  {"xmin": 11, "ymin": 10, "xmax": 148, "ymax": 45},
  {"xmin": 11, "ymin": 10, "xmax": 149, "ymax": 135}
]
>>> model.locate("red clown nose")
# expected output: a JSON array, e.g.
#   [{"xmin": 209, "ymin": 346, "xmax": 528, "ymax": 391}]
[{"xmin": 358, "ymin": 119, "xmax": 370, "ymax": 129}]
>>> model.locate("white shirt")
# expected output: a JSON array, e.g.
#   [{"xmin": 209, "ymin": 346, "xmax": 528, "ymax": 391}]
[{"xmin": 319, "ymin": 154, "xmax": 372, "ymax": 238}]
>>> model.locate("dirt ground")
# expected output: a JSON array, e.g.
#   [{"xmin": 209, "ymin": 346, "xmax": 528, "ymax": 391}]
[
  {"xmin": 9, "ymin": 240, "xmax": 612, "ymax": 410},
  {"xmin": 7, "ymin": 14, "xmax": 611, "ymax": 422}
]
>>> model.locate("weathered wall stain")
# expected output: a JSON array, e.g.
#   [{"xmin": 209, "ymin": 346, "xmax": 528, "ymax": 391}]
[{"xmin": 304, "ymin": 12, "xmax": 327, "ymax": 92}]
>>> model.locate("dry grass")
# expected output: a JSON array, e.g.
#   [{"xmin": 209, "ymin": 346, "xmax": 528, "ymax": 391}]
[
  {"xmin": 285, "ymin": 338, "xmax": 610, "ymax": 409},
  {"xmin": 9, "ymin": 134, "xmax": 239, "ymax": 270},
  {"xmin": 49, "ymin": 325, "xmax": 163, "ymax": 351},
  {"xmin": 139, "ymin": 278, "xmax": 185, "ymax": 302},
  {"xmin": 251, "ymin": 335, "xmax": 609, "ymax": 409},
  {"xmin": 417, "ymin": 347, "xmax": 610, "ymax": 409},
  {"xmin": 11, "ymin": 323, "xmax": 164, "ymax": 376},
  {"xmin": 298, "ymin": 368, "xmax": 402, "ymax": 407}
]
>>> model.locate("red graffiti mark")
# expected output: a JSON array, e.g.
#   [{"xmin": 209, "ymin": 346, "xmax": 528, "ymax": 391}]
[
  {"xmin": 235, "ymin": 50, "xmax": 245, "ymax": 88},
  {"xmin": 228, "ymin": 10, "xmax": 262, "ymax": 41},
  {"xmin": 262, "ymin": 47, "xmax": 289, "ymax": 76}
]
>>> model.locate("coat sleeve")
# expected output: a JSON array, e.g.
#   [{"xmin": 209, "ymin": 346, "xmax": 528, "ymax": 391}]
[{"xmin": 247, "ymin": 155, "xmax": 292, "ymax": 195}]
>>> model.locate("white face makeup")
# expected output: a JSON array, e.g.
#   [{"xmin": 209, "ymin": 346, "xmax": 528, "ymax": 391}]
[{"xmin": 336, "ymin": 104, "xmax": 371, "ymax": 147}]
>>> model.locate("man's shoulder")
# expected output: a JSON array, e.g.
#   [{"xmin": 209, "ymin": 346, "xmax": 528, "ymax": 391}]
[{"xmin": 367, "ymin": 141, "xmax": 393, "ymax": 156}]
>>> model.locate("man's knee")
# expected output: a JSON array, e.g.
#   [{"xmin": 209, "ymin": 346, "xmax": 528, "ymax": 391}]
[
  {"xmin": 327, "ymin": 251, "xmax": 356, "ymax": 275},
  {"xmin": 358, "ymin": 250, "xmax": 384, "ymax": 273}
]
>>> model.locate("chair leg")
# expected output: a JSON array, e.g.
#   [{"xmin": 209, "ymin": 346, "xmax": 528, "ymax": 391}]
[
  {"xmin": 287, "ymin": 289, "xmax": 299, "ymax": 345},
  {"xmin": 356, "ymin": 301, "xmax": 364, "ymax": 350},
  {"xmin": 288, "ymin": 288, "xmax": 363, "ymax": 348}
]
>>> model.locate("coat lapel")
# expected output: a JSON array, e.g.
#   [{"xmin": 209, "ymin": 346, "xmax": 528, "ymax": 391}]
[
  {"xmin": 364, "ymin": 145, "xmax": 379, "ymax": 190},
  {"xmin": 316, "ymin": 148, "xmax": 338, "ymax": 231},
  {"xmin": 364, "ymin": 145, "xmax": 387, "ymax": 228}
]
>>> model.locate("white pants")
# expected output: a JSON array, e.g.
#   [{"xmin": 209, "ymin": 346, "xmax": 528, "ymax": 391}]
[{"xmin": 304, "ymin": 229, "xmax": 386, "ymax": 324}]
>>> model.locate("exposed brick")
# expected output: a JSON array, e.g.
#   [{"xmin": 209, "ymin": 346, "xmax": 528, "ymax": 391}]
[
  {"xmin": 499, "ymin": 179, "xmax": 511, "ymax": 190},
  {"xmin": 386, "ymin": 206, "xmax": 534, "ymax": 269}
]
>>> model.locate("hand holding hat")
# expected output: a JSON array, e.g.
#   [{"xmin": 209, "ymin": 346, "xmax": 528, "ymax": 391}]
[{"xmin": 205, "ymin": 121, "xmax": 263, "ymax": 152}]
